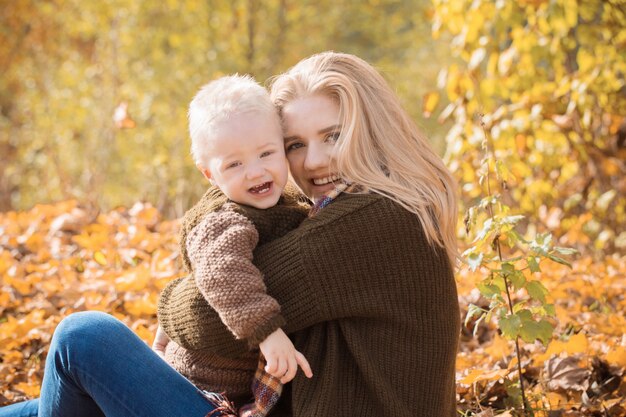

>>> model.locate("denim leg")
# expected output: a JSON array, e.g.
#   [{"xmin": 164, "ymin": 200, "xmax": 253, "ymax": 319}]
[
  {"xmin": 0, "ymin": 311, "xmax": 218, "ymax": 417},
  {"xmin": 0, "ymin": 399, "xmax": 38, "ymax": 417}
]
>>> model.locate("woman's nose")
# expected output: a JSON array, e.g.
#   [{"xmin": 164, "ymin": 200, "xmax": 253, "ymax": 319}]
[{"xmin": 303, "ymin": 142, "xmax": 331, "ymax": 171}]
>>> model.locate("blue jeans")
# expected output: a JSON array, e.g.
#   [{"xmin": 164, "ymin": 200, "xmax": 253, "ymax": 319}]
[{"xmin": 0, "ymin": 311, "xmax": 219, "ymax": 417}]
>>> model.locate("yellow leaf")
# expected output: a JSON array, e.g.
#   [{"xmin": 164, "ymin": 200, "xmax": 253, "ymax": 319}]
[
  {"xmin": 545, "ymin": 391, "xmax": 568, "ymax": 408},
  {"xmin": 422, "ymin": 92, "xmax": 440, "ymax": 118},
  {"xmin": 485, "ymin": 334, "xmax": 511, "ymax": 359},
  {"xmin": 460, "ymin": 368, "xmax": 509, "ymax": 385},
  {"xmin": 564, "ymin": 333, "xmax": 588, "ymax": 354},
  {"xmin": 533, "ymin": 333, "xmax": 587, "ymax": 363},
  {"xmin": 124, "ymin": 294, "xmax": 157, "ymax": 317},
  {"xmin": 606, "ymin": 346, "xmax": 626, "ymax": 368},
  {"xmin": 115, "ymin": 268, "xmax": 151, "ymax": 292},
  {"xmin": 94, "ymin": 251, "xmax": 107, "ymax": 266}
]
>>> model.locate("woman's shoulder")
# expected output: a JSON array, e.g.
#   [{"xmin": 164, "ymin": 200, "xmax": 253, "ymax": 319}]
[
  {"xmin": 311, "ymin": 191, "xmax": 413, "ymax": 223},
  {"xmin": 295, "ymin": 191, "xmax": 424, "ymax": 247}
]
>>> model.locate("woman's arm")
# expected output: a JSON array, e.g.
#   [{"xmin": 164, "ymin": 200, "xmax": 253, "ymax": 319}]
[{"xmin": 160, "ymin": 194, "xmax": 451, "ymax": 355}]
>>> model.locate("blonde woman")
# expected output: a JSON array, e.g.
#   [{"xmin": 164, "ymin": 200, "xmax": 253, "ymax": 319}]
[{"xmin": 0, "ymin": 52, "xmax": 459, "ymax": 417}]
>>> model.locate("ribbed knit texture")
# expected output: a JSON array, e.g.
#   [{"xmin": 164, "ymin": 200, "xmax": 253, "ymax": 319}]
[
  {"xmin": 158, "ymin": 186, "xmax": 308, "ymax": 407},
  {"xmin": 160, "ymin": 192, "xmax": 460, "ymax": 417}
]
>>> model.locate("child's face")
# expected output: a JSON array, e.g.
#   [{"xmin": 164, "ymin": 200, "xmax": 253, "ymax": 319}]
[{"xmin": 203, "ymin": 111, "xmax": 288, "ymax": 209}]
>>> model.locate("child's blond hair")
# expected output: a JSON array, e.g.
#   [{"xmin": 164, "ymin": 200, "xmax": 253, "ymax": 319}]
[{"xmin": 189, "ymin": 74, "xmax": 279, "ymax": 168}]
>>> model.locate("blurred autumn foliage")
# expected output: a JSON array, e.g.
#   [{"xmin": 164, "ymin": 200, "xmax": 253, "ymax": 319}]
[{"xmin": 0, "ymin": 0, "xmax": 447, "ymax": 216}]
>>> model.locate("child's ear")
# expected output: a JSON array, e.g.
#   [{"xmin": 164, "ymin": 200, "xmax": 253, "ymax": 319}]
[{"xmin": 197, "ymin": 164, "xmax": 213, "ymax": 183}]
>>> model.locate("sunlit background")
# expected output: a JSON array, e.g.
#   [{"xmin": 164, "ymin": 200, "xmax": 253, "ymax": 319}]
[
  {"xmin": 1, "ymin": 0, "xmax": 624, "ymax": 250},
  {"xmin": 1, "ymin": 0, "xmax": 453, "ymax": 217}
]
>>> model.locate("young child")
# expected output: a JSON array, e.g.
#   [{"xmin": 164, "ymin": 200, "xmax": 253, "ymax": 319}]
[{"xmin": 153, "ymin": 75, "xmax": 312, "ymax": 417}]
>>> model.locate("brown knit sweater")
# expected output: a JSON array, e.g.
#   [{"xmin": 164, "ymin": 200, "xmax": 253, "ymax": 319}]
[
  {"xmin": 158, "ymin": 186, "xmax": 307, "ymax": 403},
  {"xmin": 159, "ymin": 192, "xmax": 460, "ymax": 417}
]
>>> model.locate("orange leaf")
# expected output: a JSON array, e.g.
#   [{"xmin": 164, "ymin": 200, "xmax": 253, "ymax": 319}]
[
  {"xmin": 13, "ymin": 382, "xmax": 40, "ymax": 397},
  {"xmin": 606, "ymin": 346, "xmax": 626, "ymax": 368},
  {"xmin": 460, "ymin": 368, "xmax": 509, "ymax": 385}
]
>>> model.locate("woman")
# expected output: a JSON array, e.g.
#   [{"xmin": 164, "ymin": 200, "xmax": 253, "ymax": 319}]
[{"xmin": 0, "ymin": 52, "xmax": 460, "ymax": 417}]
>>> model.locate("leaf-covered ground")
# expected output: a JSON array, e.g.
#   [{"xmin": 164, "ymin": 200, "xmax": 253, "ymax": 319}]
[{"xmin": 1, "ymin": 201, "xmax": 625, "ymax": 416}]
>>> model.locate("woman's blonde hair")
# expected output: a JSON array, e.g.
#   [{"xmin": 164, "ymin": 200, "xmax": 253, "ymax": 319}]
[{"xmin": 270, "ymin": 52, "xmax": 459, "ymax": 266}]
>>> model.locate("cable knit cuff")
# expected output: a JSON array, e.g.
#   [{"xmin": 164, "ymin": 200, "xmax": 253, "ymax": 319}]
[{"xmin": 246, "ymin": 313, "xmax": 287, "ymax": 348}]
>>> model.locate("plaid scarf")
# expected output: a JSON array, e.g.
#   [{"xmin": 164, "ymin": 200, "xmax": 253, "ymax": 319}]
[
  {"xmin": 309, "ymin": 182, "xmax": 350, "ymax": 217},
  {"xmin": 204, "ymin": 358, "xmax": 281, "ymax": 417},
  {"xmin": 205, "ymin": 183, "xmax": 352, "ymax": 417},
  {"xmin": 239, "ymin": 358, "xmax": 283, "ymax": 417}
]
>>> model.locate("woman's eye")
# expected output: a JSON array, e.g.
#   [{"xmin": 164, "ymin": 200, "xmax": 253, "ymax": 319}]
[
  {"xmin": 285, "ymin": 142, "xmax": 304, "ymax": 153},
  {"xmin": 325, "ymin": 132, "xmax": 341, "ymax": 143},
  {"xmin": 226, "ymin": 161, "xmax": 241, "ymax": 169}
]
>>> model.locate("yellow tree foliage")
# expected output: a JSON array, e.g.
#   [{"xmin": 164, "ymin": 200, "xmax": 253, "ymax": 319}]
[{"xmin": 431, "ymin": 0, "xmax": 626, "ymax": 254}]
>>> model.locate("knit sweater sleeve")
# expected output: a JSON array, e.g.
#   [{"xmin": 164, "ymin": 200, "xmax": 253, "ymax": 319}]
[{"xmin": 186, "ymin": 209, "xmax": 286, "ymax": 346}]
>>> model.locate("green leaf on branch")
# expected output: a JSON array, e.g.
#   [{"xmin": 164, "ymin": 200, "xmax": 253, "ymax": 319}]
[
  {"xmin": 509, "ymin": 229, "xmax": 530, "ymax": 244},
  {"xmin": 519, "ymin": 317, "xmax": 554, "ymax": 345},
  {"xmin": 478, "ymin": 282, "xmax": 502, "ymax": 298},
  {"xmin": 464, "ymin": 304, "xmax": 486, "ymax": 328},
  {"xmin": 526, "ymin": 280, "xmax": 548, "ymax": 303},
  {"xmin": 510, "ymin": 270, "xmax": 526, "ymax": 290},
  {"xmin": 467, "ymin": 252, "xmax": 483, "ymax": 272},
  {"xmin": 543, "ymin": 303, "xmax": 556, "ymax": 317},
  {"xmin": 547, "ymin": 253, "xmax": 572, "ymax": 268},
  {"xmin": 532, "ymin": 233, "xmax": 553, "ymax": 254},
  {"xmin": 474, "ymin": 218, "xmax": 494, "ymax": 243},
  {"xmin": 501, "ymin": 215, "xmax": 525, "ymax": 226},
  {"xmin": 500, "ymin": 263, "xmax": 526, "ymax": 289},
  {"xmin": 499, "ymin": 313, "xmax": 522, "ymax": 340},
  {"xmin": 553, "ymin": 246, "xmax": 579, "ymax": 256},
  {"xmin": 512, "ymin": 301, "xmax": 527, "ymax": 313},
  {"xmin": 528, "ymin": 256, "xmax": 541, "ymax": 273}
]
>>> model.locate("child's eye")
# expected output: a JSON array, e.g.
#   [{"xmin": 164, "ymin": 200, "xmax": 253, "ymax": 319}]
[
  {"xmin": 260, "ymin": 150, "xmax": 274, "ymax": 158},
  {"xmin": 285, "ymin": 142, "xmax": 304, "ymax": 153},
  {"xmin": 225, "ymin": 161, "xmax": 241, "ymax": 169},
  {"xmin": 325, "ymin": 132, "xmax": 341, "ymax": 144}
]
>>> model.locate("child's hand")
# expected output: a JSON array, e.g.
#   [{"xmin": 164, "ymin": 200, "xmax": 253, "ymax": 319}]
[
  {"xmin": 259, "ymin": 328, "xmax": 313, "ymax": 383},
  {"xmin": 152, "ymin": 325, "xmax": 170, "ymax": 358}
]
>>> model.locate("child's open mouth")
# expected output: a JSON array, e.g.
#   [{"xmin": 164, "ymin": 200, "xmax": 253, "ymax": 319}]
[{"xmin": 249, "ymin": 182, "xmax": 272, "ymax": 194}]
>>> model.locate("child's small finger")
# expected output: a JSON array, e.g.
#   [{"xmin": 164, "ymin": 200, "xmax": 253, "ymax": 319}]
[
  {"xmin": 276, "ymin": 356, "xmax": 288, "ymax": 377},
  {"xmin": 295, "ymin": 351, "xmax": 313, "ymax": 378},
  {"xmin": 280, "ymin": 355, "xmax": 298, "ymax": 383},
  {"xmin": 265, "ymin": 357, "xmax": 277, "ymax": 373}
]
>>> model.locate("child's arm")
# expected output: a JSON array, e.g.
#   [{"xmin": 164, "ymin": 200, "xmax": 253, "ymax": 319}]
[
  {"xmin": 186, "ymin": 207, "xmax": 284, "ymax": 347},
  {"xmin": 259, "ymin": 328, "xmax": 313, "ymax": 383}
]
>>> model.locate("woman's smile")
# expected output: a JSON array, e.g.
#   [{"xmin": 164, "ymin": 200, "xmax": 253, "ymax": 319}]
[{"xmin": 281, "ymin": 94, "xmax": 343, "ymax": 202}]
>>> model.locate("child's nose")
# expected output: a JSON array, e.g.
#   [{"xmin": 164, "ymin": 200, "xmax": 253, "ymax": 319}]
[{"xmin": 246, "ymin": 163, "xmax": 265, "ymax": 179}]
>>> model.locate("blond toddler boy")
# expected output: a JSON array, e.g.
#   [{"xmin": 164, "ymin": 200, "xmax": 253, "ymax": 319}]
[{"xmin": 153, "ymin": 75, "xmax": 312, "ymax": 416}]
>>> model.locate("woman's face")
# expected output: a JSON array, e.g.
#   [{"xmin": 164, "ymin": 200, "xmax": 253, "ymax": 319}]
[{"xmin": 281, "ymin": 94, "xmax": 342, "ymax": 202}]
